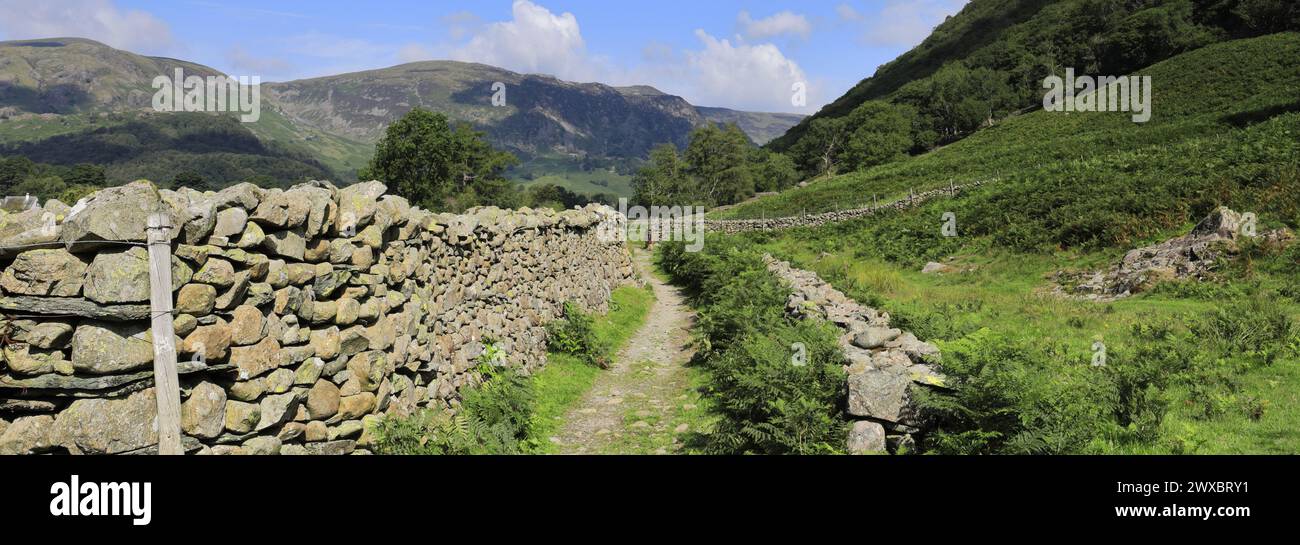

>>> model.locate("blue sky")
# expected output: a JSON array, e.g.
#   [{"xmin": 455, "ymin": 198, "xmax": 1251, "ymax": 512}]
[{"xmin": 0, "ymin": 0, "xmax": 969, "ymax": 113}]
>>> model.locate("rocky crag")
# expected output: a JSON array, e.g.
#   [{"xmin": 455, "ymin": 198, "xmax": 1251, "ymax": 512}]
[
  {"xmin": 1055, "ymin": 207, "xmax": 1295, "ymax": 301},
  {"xmin": 0, "ymin": 179, "xmax": 633, "ymax": 454},
  {"xmin": 763, "ymin": 255, "xmax": 946, "ymax": 454}
]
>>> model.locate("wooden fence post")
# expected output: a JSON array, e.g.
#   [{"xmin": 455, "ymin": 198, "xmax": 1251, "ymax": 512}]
[{"xmin": 147, "ymin": 212, "xmax": 182, "ymax": 455}]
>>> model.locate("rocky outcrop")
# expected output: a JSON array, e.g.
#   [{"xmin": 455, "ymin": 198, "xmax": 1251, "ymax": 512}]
[
  {"xmin": 764, "ymin": 255, "xmax": 945, "ymax": 454},
  {"xmin": 706, "ymin": 179, "xmax": 992, "ymax": 234},
  {"xmin": 0, "ymin": 179, "xmax": 634, "ymax": 455},
  {"xmin": 1057, "ymin": 207, "xmax": 1295, "ymax": 300}
]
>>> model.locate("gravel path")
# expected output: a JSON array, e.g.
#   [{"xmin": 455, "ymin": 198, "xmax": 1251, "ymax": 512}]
[{"xmin": 553, "ymin": 249, "xmax": 697, "ymax": 454}]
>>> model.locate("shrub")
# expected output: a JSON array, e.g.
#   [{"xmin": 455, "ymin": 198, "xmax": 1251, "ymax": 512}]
[
  {"xmin": 913, "ymin": 328, "xmax": 1112, "ymax": 454},
  {"xmin": 545, "ymin": 301, "xmax": 611, "ymax": 368},
  {"xmin": 698, "ymin": 320, "xmax": 848, "ymax": 454},
  {"xmin": 660, "ymin": 238, "xmax": 849, "ymax": 454},
  {"xmin": 1193, "ymin": 294, "xmax": 1298, "ymax": 365},
  {"xmin": 371, "ymin": 364, "xmax": 535, "ymax": 455}
]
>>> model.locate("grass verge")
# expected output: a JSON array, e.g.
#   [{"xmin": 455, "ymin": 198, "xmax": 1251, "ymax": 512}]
[{"xmin": 526, "ymin": 283, "xmax": 655, "ymax": 453}]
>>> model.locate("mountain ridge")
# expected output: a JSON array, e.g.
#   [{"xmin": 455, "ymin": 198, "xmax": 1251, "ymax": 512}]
[{"xmin": 0, "ymin": 37, "xmax": 803, "ymax": 191}]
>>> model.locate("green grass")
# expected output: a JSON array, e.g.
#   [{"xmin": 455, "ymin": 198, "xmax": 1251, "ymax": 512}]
[
  {"xmin": 720, "ymin": 33, "xmax": 1300, "ymax": 221},
  {"xmin": 526, "ymin": 283, "xmax": 655, "ymax": 453},
  {"xmin": 739, "ymin": 233, "xmax": 1300, "ymax": 453},
  {"xmin": 508, "ymin": 153, "xmax": 636, "ymax": 199}
]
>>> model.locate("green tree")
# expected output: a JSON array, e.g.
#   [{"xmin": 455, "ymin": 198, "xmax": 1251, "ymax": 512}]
[
  {"xmin": 172, "ymin": 170, "xmax": 207, "ymax": 190},
  {"xmin": 750, "ymin": 149, "xmax": 799, "ymax": 193},
  {"xmin": 362, "ymin": 108, "xmax": 517, "ymax": 211},
  {"xmin": 631, "ymin": 143, "xmax": 689, "ymax": 207},
  {"xmin": 684, "ymin": 124, "xmax": 756, "ymax": 205},
  {"xmin": 0, "ymin": 156, "xmax": 36, "ymax": 192},
  {"xmin": 840, "ymin": 101, "xmax": 915, "ymax": 171},
  {"xmin": 788, "ymin": 117, "xmax": 848, "ymax": 177},
  {"xmin": 64, "ymin": 164, "xmax": 107, "ymax": 187}
]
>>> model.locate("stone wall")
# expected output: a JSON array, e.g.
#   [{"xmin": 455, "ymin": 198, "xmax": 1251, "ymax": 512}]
[
  {"xmin": 763, "ymin": 255, "xmax": 946, "ymax": 454},
  {"xmin": 0, "ymin": 180, "xmax": 634, "ymax": 455},
  {"xmin": 705, "ymin": 179, "xmax": 993, "ymax": 234}
]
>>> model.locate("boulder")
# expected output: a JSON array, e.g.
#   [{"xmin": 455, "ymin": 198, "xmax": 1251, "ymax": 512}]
[
  {"xmin": 214, "ymin": 271, "xmax": 251, "ymax": 310},
  {"xmin": 181, "ymin": 382, "xmax": 227, "ymax": 439},
  {"xmin": 228, "ymin": 305, "xmax": 266, "ymax": 346},
  {"xmin": 13, "ymin": 320, "xmax": 75, "ymax": 349},
  {"xmin": 242, "ymin": 435, "xmax": 281, "ymax": 455},
  {"xmin": 181, "ymin": 319, "xmax": 232, "ymax": 362},
  {"xmin": 851, "ymin": 327, "xmax": 901, "ymax": 350},
  {"xmin": 921, "ymin": 262, "xmax": 949, "ymax": 274},
  {"xmin": 84, "ymin": 247, "xmax": 181, "ymax": 304},
  {"xmin": 337, "ymin": 392, "xmax": 376, "ymax": 420},
  {"xmin": 256, "ymin": 392, "xmax": 299, "ymax": 431},
  {"xmin": 3, "ymin": 344, "xmax": 71, "ymax": 375},
  {"xmin": 0, "ymin": 415, "xmax": 57, "ymax": 454},
  {"xmin": 70, "ymin": 320, "xmax": 155, "ymax": 374},
  {"xmin": 263, "ymin": 230, "xmax": 306, "ymax": 260},
  {"xmin": 211, "ymin": 207, "xmax": 249, "ymax": 240},
  {"xmin": 335, "ymin": 181, "xmax": 386, "ymax": 233},
  {"xmin": 230, "ymin": 334, "xmax": 281, "ymax": 379},
  {"xmin": 224, "ymin": 400, "xmax": 261, "ymax": 434},
  {"xmin": 306, "ymin": 379, "xmax": 341, "ymax": 419},
  {"xmin": 847, "ymin": 367, "xmax": 914, "ymax": 424},
  {"xmin": 176, "ymin": 283, "xmax": 217, "ymax": 315},
  {"xmin": 0, "ymin": 249, "xmax": 87, "ymax": 296},
  {"xmin": 59, "ymin": 180, "xmax": 172, "ymax": 246},
  {"xmin": 193, "ymin": 258, "xmax": 235, "ymax": 288},
  {"xmin": 847, "ymin": 421, "xmax": 887, "ymax": 454},
  {"xmin": 50, "ymin": 388, "xmax": 158, "ymax": 454},
  {"xmin": 212, "ymin": 182, "xmax": 263, "ymax": 211}
]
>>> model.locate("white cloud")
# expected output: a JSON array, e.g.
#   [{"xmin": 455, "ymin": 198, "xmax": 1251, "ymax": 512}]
[
  {"xmin": 860, "ymin": 0, "xmax": 967, "ymax": 47},
  {"xmin": 440, "ymin": 11, "xmax": 482, "ymax": 41},
  {"xmin": 0, "ymin": 0, "xmax": 174, "ymax": 53},
  {"xmin": 675, "ymin": 30, "xmax": 810, "ymax": 112},
  {"xmin": 397, "ymin": 43, "xmax": 435, "ymax": 64},
  {"xmin": 448, "ymin": 0, "xmax": 601, "ymax": 82},
  {"xmin": 226, "ymin": 46, "xmax": 293, "ymax": 77},
  {"xmin": 440, "ymin": 1, "xmax": 813, "ymax": 112},
  {"xmin": 836, "ymin": 3, "xmax": 863, "ymax": 22},
  {"xmin": 737, "ymin": 10, "xmax": 812, "ymax": 41},
  {"xmin": 282, "ymin": 32, "xmax": 405, "ymax": 78}
]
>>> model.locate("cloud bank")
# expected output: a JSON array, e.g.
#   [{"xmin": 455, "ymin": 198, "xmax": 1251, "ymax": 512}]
[{"xmin": 0, "ymin": 0, "xmax": 175, "ymax": 53}]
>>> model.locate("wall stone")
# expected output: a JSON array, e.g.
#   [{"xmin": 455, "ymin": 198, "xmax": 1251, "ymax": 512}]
[
  {"xmin": 0, "ymin": 179, "xmax": 634, "ymax": 454},
  {"xmin": 763, "ymin": 255, "xmax": 946, "ymax": 454}
]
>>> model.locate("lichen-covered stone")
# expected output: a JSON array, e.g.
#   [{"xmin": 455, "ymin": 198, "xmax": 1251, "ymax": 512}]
[
  {"xmin": 70, "ymin": 320, "xmax": 155, "ymax": 374},
  {"xmin": 0, "ymin": 249, "xmax": 87, "ymax": 296},
  {"xmin": 182, "ymin": 382, "xmax": 227, "ymax": 439},
  {"xmin": 176, "ymin": 283, "xmax": 217, "ymax": 315},
  {"xmin": 50, "ymin": 388, "xmax": 159, "ymax": 454},
  {"xmin": 306, "ymin": 379, "xmax": 340, "ymax": 419}
]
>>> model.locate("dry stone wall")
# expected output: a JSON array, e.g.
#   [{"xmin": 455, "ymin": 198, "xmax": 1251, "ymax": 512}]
[
  {"xmin": 764, "ymin": 255, "xmax": 947, "ymax": 454},
  {"xmin": 0, "ymin": 179, "xmax": 633, "ymax": 455},
  {"xmin": 705, "ymin": 179, "xmax": 993, "ymax": 234}
]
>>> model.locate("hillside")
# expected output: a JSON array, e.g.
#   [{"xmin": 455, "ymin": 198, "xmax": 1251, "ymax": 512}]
[
  {"xmin": 767, "ymin": 0, "xmax": 1300, "ymax": 166},
  {"xmin": 721, "ymin": 31, "xmax": 1300, "ymax": 222},
  {"xmin": 696, "ymin": 107, "xmax": 806, "ymax": 145},
  {"xmin": 684, "ymin": 32, "xmax": 1300, "ymax": 455},
  {"xmin": 0, "ymin": 38, "xmax": 802, "ymax": 195}
]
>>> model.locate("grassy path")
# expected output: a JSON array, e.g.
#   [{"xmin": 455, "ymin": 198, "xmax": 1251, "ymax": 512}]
[{"xmin": 550, "ymin": 249, "xmax": 705, "ymax": 454}]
